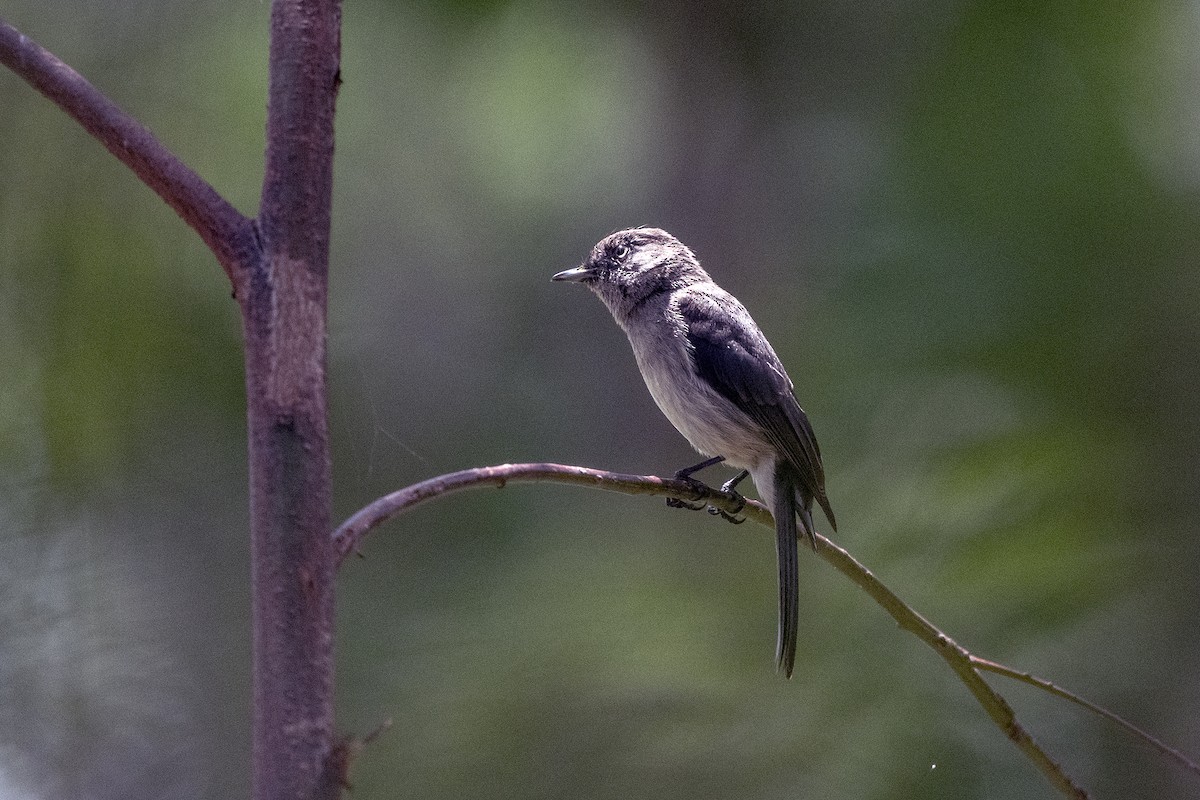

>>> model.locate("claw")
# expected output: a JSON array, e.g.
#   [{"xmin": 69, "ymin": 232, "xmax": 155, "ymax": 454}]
[
  {"xmin": 667, "ymin": 457, "xmax": 746, "ymax": 518},
  {"xmin": 703, "ymin": 469, "xmax": 749, "ymax": 523},
  {"xmin": 667, "ymin": 496, "xmax": 708, "ymax": 511},
  {"xmin": 667, "ymin": 472, "xmax": 711, "ymax": 511},
  {"xmin": 707, "ymin": 487, "xmax": 747, "ymax": 524}
]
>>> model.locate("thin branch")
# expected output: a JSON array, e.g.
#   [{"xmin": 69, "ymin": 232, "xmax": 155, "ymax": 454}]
[
  {"xmin": 0, "ymin": 17, "xmax": 256, "ymax": 286},
  {"xmin": 816, "ymin": 540, "xmax": 1089, "ymax": 798},
  {"xmin": 972, "ymin": 656, "xmax": 1200, "ymax": 779},
  {"xmin": 333, "ymin": 462, "xmax": 1104, "ymax": 798},
  {"xmin": 332, "ymin": 462, "xmax": 753, "ymax": 564}
]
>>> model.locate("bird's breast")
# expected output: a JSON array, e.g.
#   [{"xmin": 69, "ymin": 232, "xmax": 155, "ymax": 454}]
[{"xmin": 623, "ymin": 323, "xmax": 775, "ymax": 471}]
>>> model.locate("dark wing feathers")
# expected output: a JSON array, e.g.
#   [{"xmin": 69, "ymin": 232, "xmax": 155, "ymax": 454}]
[{"xmin": 680, "ymin": 292, "xmax": 836, "ymax": 530}]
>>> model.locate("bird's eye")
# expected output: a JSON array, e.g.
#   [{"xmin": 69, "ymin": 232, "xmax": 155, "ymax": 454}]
[{"xmin": 613, "ymin": 244, "xmax": 630, "ymax": 261}]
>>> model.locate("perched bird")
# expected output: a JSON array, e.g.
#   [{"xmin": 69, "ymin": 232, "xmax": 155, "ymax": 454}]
[{"xmin": 553, "ymin": 227, "xmax": 835, "ymax": 677}]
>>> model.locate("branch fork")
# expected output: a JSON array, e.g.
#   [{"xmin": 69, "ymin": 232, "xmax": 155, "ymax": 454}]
[{"xmin": 333, "ymin": 461, "xmax": 1200, "ymax": 799}]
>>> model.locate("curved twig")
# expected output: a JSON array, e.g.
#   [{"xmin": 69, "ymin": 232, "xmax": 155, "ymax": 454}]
[
  {"xmin": 333, "ymin": 461, "xmax": 1193, "ymax": 798},
  {"xmin": 333, "ymin": 462, "xmax": 753, "ymax": 563},
  {"xmin": 0, "ymin": 18, "xmax": 256, "ymax": 286}
]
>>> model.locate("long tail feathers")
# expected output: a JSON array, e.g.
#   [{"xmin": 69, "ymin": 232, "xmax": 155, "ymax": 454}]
[
  {"xmin": 816, "ymin": 491, "xmax": 837, "ymax": 533},
  {"xmin": 772, "ymin": 464, "xmax": 801, "ymax": 679}
]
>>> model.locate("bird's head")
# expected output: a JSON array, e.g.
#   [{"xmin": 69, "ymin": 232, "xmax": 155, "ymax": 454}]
[{"xmin": 553, "ymin": 227, "xmax": 709, "ymax": 317}]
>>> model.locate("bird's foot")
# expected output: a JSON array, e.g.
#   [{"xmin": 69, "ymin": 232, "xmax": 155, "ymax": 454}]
[
  {"xmin": 707, "ymin": 494, "xmax": 746, "ymax": 524},
  {"xmin": 666, "ymin": 497, "xmax": 708, "ymax": 511},
  {"xmin": 667, "ymin": 458, "xmax": 724, "ymax": 512},
  {"xmin": 707, "ymin": 473, "xmax": 748, "ymax": 524},
  {"xmin": 667, "ymin": 460, "xmax": 749, "ymax": 521},
  {"xmin": 666, "ymin": 474, "xmax": 710, "ymax": 512}
]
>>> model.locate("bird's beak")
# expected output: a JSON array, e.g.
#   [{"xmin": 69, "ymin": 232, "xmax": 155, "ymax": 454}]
[{"xmin": 551, "ymin": 265, "xmax": 595, "ymax": 283}]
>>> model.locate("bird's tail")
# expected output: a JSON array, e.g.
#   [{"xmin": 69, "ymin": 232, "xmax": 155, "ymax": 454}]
[{"xmin": 772, "ymin": 463, "xmax": 801, "ymax": 679}]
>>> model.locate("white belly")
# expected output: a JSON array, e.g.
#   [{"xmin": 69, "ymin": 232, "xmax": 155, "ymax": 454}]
[{"xmin": 627, "ymin": 327, "xmax": 776, "ymax": 473}]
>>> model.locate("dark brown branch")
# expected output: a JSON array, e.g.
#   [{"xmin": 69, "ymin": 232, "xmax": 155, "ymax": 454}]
[
  {"xmin": 1, "ymin": 10, "xmax": 345, "ymax": 799},
  {"xmin": 244, "ymin": 2, "xmax": 341, "ymax": 799},
  {"xmin": 3, "ymin": 5, "xmax": 345, "ymax": 798},
  {"xmin": 259, "ymin": 1, "xmax": 341, "ymax": 265},
  {"xmin": 0, "ymin": 17, "xmax": 256, "ymax": 287},
  {"xmin": 333, "ymin": 463, "xmax": 1097, "ymax": 797}
]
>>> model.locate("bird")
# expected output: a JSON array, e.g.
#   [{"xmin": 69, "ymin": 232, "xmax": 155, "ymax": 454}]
[{"xmin": 553, "ymin": 227, "xmax": 835, "ymax": 678}]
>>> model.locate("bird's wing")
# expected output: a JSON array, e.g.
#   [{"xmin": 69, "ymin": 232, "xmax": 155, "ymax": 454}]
[{"xmin": 679, "ymin": 290, "xmax": 835, "ymax": 530}]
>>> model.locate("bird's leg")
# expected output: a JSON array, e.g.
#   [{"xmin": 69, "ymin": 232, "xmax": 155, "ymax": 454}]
[
  {"xmin": 675, "ymin": 454, "xmax": 726, "ymax": 479},
  {"xmin": 708, "ymin": 469, "xmax": 749, "ymax": 524},
  {"xmin": 666, "ymin": 455, "xmax": 725, "ymax": 511}
]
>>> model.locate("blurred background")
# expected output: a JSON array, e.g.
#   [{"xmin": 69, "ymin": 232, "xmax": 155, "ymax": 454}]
[{"xmin": 2, "ymin": 0, "xmax": 1198, "ymax": 797}]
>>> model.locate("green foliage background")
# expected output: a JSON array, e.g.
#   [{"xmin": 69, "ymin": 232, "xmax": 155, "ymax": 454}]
[{"xmin": 1, "ymin": 1, "xmax": 1197, "ymax": 797}]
